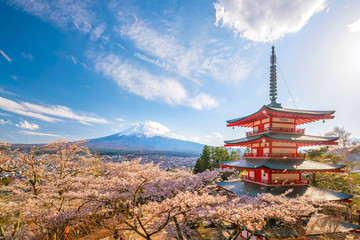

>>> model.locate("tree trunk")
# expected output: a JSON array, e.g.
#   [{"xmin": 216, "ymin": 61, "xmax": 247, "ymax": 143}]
[{"xmin": 173, "ymin": 216, "xmax": 184, "ymax": 240}]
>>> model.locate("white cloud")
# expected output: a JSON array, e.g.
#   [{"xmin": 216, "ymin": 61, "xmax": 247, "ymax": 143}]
[
  {"xmin": 116, "ymin": 118, "xmax": 125, "ymax": 122},
  {"xmin": 8, "ymin": 0, "xmax": 96, "ymax": 33},
  {"xmin": 94, "ymin": 54, "xmax": 218, "ymax": 110},
  {"xmin": 0, "ymin": 119, "xmax": 12, "ymax": 125},
  {"xmin": 0, "ymin": 49, "xmax": 11, "ymax": 62},
  {"xmin": 144, "ymin": 121, "xmax": 170, "ymax": 137},
  {"xmin": 0, "ymin": 87, "xmax": 15, "ymax": 96},
  {"xmin": 21, "ymin": 52, "xmax": 33, "ymax": 62},
  {"xmin": 71, "ymin": 55, "xmax": 77, "ymax": 64},
  {"xmin": 213, "ymin": 132, "xmax": 224, "ymax": 139},
  {"xmin": 0, "ymin": 113, "xmax": 11, "ymax": 117},
  {"xmin": 16, "ymin": 120, "xmax": 39, "ymax": 130},
  {"xmin": 73, "ymin": 20, "xmax": 80, "ymax": 30},
  {"xmin": 118, "ymin": 21, "xmax": 249, "ymax": 83},
  {"xmin": 0, "ymin": 96, "xmax": 108, "ymax": 125},
  {"xmin": 189, "ymin": 93, "xmax": 218, "ymax": 110},
  {"xmin": 90, "ymin": 23, "xmax": 106, "ymax": 40},
  {"xmin": 348, "ymin": 18, "xmax": 360, "ymax": 33},
  {"xmin": 204, "ymin": 132, "xmax": 224, "ymax": 145},
  {"xmin": 214, "ymin": 0, "xmax": 326, "ymax": 42},
  {"xmin": 170, "ymin": 133, "xmax": 186, "ymax": 141},
  {"xmin": 0, "ymin": 97, "xmax": 59, "ymax": 122},
  {"xmin": 118, "ymin": 21, "xmax": 200, "ymax": 83},
  {"xmin": 189, "ymin": 136, "xmax": 200, "ymax": 143},
  {"xmin": 19, "ymin": 130, "xmax": 60, "ymax": 137},
  {"xmin": 21, "ymin": 102, "xmax": 108, "ymax": 125}
]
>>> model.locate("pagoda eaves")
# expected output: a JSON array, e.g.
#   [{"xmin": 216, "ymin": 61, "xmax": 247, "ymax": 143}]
[
  {"xmin": 216, "ymin": 181, "xmax": 353, "ymax": 201},
  {"xmin": 227, "ymin": 105, "xmax": 335, "ymax": 127},
  {"xmin": 224, "ymin": 133, "xmax": 338, "ymax": 147},
  {"xmin": 220, "ymin": 159, "xmax": 345, "ymax": 172}
]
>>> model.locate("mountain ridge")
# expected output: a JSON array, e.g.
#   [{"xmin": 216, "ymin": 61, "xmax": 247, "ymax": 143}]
[{"xmin": 85, "ymin": 121, "xmax": 204, "ymax": 154}]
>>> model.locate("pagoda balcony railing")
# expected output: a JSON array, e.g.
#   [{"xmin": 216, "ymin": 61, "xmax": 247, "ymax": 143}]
[
  {"xmin": 246, "ymin": 127, "xmax": 305, "ymax": 136},
  {"xmin": 244, "ymin": 153, "xmax": 306, "ymax": 159},
  {"xmin": 242, "ymin": 175, "xmax": 310, "ymax": 185}
]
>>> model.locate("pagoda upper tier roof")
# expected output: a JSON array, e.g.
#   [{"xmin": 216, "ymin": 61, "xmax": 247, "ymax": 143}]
[
  {"xmin": 216, "ymin": 181, "xmax": 353, "ymax": 201},
  {"xmin": 224, "ymin": 133, "xmax": 338, "ymax": 147},
  {"xmin": 227, "ymin": 105, "xmax": 335, "ymax": 127},
  {"xmin": 221, "ymin": 159, "xmax": 345, "ymax": 172}
]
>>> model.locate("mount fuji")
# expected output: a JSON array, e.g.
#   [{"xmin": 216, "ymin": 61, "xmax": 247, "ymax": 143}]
[{"xmin": 86, "ymin": 121, "xmax": 204, "ymax": 154}]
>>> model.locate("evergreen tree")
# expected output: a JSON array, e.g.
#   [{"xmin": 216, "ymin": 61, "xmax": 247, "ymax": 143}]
[
  {"xmin": 194, "ymin": 146, "xmax": 240, "ymax": 173},
  {"xmin": 211, "ymin": 146, "xmax": 229, "ymax": 170},
  {"xmin": 193, "ymin": 145, "xmax": 212, "ymax": 174},
  {"xmin": 229, "ymin": 149, "xmax": 240, "ymax": 161},
  {"xmin": 193, "ymin": 157, "xmax": 203, "ymax": 174}
]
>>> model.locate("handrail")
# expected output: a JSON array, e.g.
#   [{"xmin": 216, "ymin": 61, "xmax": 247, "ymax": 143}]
[
  {"xmin": 246, "ymin": 127, "xmax": 305, "ymax": 136},
  {"xmin": 244, "ymin": 153, "xmax": 306, "ymax": 159},
  {"xmin": 242, "ymin": 175, "xmax": 309, "ymax": 185}
]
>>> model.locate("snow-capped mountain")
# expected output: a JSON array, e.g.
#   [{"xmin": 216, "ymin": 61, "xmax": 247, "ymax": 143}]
[
  {"xmin": 86, "ymin": 121, "xmax": 204, "ymax": 154},
  {"xmin": 117, "ymin": 121, "xmax": 170, "ymax": 138}
]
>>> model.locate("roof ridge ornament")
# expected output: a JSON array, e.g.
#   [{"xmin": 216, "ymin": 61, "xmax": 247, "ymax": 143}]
[{"xmin": 268, "ymin": 46, "xmax": 282, "ymax": 108}]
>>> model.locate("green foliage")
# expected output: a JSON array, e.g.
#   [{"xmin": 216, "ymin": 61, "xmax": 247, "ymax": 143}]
[
  {"xmin": 305, "ymin": 128, "xmax": 360, "ymax": 210},
  {"xmin": 305, "ymin": 147, "xmax": 328, "ymax": 160},
  {"xmin": 193, "ymin": 146, "xmax": 239, "ymax": 174},
  {"xmin": 306, "ymin": 147, "xmax": 342, "ymax": 164}
]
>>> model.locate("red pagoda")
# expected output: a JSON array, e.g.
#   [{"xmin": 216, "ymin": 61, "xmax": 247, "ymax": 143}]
[{"xmin": 216, "ymin": 46, "xmax": 353, "ymax": 201}]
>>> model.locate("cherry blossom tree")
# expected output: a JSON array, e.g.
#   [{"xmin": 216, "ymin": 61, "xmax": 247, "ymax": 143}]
[
  {"xmin": 0, "ymin": 140, "xmax": 19, "ymax": 176},
  {"xmin": 0, "ymin": 140, "xmax": 341, "ymax": 240}
]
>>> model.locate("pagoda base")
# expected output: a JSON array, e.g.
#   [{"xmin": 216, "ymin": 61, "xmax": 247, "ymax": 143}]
[{"xmin": 216, "ymin": 181, "xmax": 353, "ymax": 201}]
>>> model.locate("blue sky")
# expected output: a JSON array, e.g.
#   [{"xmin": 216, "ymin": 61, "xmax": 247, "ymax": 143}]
[{"xmin": 1, "ymin": 0, "xmax": 360, "ymax": 145}]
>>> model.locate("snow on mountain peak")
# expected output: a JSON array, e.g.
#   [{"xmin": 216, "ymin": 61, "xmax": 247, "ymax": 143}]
[{"xmin": 119, "ymin": 121, "xmax": 170, "ymax": 138}]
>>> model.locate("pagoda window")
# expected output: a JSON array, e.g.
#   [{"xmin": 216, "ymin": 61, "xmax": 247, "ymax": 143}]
[
  {"xmin": 261, "ymin": 170, "xmax": 268, "ymax": 181},
  {"xmin": 273, "ymin": 117, "xmax": 295, "ymax": 123},
  {"xmin": 272, "ymin": 173, "xmax": 299, "ymax": 181},
  {"xmin": 263, "ymin": 148, "xmax": 269, "ymax": 157},
  {"xmin": 264, "ymin": 123, "xmax": 270, "ymax": 131},
  {"xmin": 252, "ymin": 148, "xmax": 257, "ymax": 154},
  {"xmin": 272, "ymin": 142, "xmax": 296, "ymax": 147},
  {"xmin": 252, "ymin": 143, "xmax": 259, "ymax": 148},
  {"xmin": 249, "ymin": 170, "xmax": 255, "ymax": 179},
  {"xmin": 254, "ymin": 126, "xmax": 259, "ymax": 133},
  {"xmin": 254, "ymin": 120, "xmax": 261, "ymax": 126},
  {"xmin": 272, "ymin": 148, "xmax": 296, "ymax": 154}
]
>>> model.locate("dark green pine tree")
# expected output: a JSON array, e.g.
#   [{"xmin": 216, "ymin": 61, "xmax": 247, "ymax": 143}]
[
  {"xmin": 193, "ymin": 145, "xmax": 212, "ymax": 174},
  {"xmin": 193, "ymin": 157, "xmax": 203, "ymax": 174},
  {"xmin": 211, "ymin": 146, "xmax": 229, "ymax": 170}
]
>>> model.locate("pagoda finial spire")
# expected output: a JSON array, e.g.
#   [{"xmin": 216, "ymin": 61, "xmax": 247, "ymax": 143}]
[{"xmin": 269, "ymin": 46, "xmax": 281, "ymax": 108}]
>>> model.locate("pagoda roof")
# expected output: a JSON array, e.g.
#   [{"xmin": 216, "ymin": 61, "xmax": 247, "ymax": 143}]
[
  {"xmin": 227, "ymin": 105, "xmax": 335, "ymax": 127},
  {"xmin": 224, "ymin": 133, "xmax": 338, "ymax": 147},
  {"xmin": 216, "ymin": 181, "xmax": 353, "ymax": 201},
  {"xmin": 221, "ymin": 159, "xmax": 345, "ymax": 172}
]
